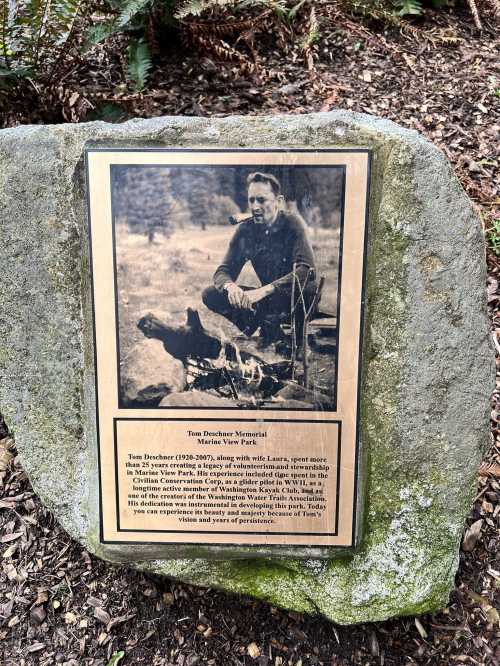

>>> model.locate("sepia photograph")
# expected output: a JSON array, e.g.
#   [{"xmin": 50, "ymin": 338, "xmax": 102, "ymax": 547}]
[{"xmin": 112, "ymin": 162, "xmax": 344, "ymax": 411}]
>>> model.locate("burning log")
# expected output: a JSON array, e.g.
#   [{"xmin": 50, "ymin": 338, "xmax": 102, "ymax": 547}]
[{"xmin": 137, "ymin": 309, "xmax": 292, "ymax": 400}]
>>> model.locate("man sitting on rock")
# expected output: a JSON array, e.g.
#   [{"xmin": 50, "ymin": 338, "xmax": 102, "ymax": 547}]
[{"xmin": 202, "ymin": 172, "xmax": 317, "ymax": 352}]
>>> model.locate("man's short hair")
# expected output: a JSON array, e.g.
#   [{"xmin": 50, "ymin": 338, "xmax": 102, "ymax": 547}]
[{"xmin": 247, "ymin": 172, "xmax": 281, "ymax": 197}]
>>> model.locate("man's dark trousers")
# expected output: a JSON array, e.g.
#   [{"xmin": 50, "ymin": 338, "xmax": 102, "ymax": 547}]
[{"xmin": 202, "ymin": 282, "xmax": 317, "ymax": 345}]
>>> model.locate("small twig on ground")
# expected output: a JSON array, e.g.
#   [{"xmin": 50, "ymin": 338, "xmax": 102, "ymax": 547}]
[
  {"xmin": 466, "ymin": 0, "xmax": 483, "ymax": 29},
  {"xmin": 222, "ymin": 367, "xmax": 239, "ymax": 400}
]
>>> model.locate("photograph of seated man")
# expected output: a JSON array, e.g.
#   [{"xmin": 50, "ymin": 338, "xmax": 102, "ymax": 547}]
[{"xmin": 202, "ymin": 172, "xmax": 317, "ymax": 357}]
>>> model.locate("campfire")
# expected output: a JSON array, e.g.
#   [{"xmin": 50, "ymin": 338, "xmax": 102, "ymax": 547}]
[
  {"xmin": 185, "ymin": 347, "xmax": 291, "ymax": 403},
  {"xmin": 137, "ymin": 308, "xmax": 334, "ymax": 409},
  {"xmin": 137, "ymin": 308, "xmax": 293, "ymax": 406}
]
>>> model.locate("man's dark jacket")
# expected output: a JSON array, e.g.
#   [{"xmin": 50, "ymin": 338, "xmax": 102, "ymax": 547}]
[{"xmin": 213, "ymin": 210, "xmax": 316, "ymax": 293}]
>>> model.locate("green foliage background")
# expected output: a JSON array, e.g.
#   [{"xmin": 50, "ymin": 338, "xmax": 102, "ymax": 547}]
[{"xmin": 0, "ymin": 0, "xmax": 475, "ymax": 94}]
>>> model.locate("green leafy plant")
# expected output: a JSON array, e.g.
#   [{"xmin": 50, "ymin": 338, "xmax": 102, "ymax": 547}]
[
  {"xmin": 106, "ymin": 652, "xmax": 125, "ymax": 666},
  {"xmin": 175, "ymin": 0, "xmax": 238, "ymax": 18},
  {"xmin": 393, "ymin": 0, "xmax": 423, "ymax": 15},
  {"xmin": 486, "ymin": 219, "xmax": 500, "ymax": 256},
  {"xmin": 127, "ymin": 37, "xmax": 152, "ymax": 90},
  {"xmin": 84, "ymin": 0, "xmax": 180, "ymax": 89},
  {"xmin": 0, "ymin": 0, "xmax": 88, "ymax": 81},
  {"xmin": 86, "ymin": 102, "xmax": 129, "ymax": 122},
  {"xmin": 226, "ymin": 0, "xmax": 298, "ymax": 22},
  {"xmin": 85, "ymin": 0, "xmax": 285, "ymax": 89},
  {"xmin": 85, "ymin": 0, "xmax": 153, "ymax": 45},
  {"xmin": 0, "ymin": 64, "xmax": 31, "ymax": 88},
  {"xmin": 299, "ymin": 4, "xmax": 319, "ymax": 48}
]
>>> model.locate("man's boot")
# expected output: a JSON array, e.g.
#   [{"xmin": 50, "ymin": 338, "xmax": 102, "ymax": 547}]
[{"xmin": 256, "ymin": 320, "xmax": 284, "ymax": 350}]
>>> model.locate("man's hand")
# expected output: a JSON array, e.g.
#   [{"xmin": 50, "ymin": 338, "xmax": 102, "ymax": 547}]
[
  {"xmin": 246, "ymin": 284, "xmax": 275, "ymax": 306},
  {"xmin": 224, "ymin": 283, "xmax": 252, "ymax": 309}
]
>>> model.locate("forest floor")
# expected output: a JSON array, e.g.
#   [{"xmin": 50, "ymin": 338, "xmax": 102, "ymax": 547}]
[{"xmin": 1, "ymin": 5, "xmax": 500, "ymax": 665}]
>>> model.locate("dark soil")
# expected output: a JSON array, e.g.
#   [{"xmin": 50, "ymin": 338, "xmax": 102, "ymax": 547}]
[{"xmin": 1, "ymin": 5, "xmax": 499, "ymax": 665}]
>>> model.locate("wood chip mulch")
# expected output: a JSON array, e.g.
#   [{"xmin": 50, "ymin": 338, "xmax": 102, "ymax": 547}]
[{"xmin": 1, "ymin": 5, "xmax": 499, "ymax": 665}]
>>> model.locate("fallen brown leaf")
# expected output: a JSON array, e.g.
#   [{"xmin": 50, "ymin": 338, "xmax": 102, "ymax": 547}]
[
  {"xmin": 320, "ymin": 91, "xmax": 338, "ymax": 111},
  {"xmin": 462, "ymin": 518, "xmax": 483, "ymax": 551},
  {"xmin": 414, "ymin": 617, "xmax": 428, "ymax": 639},
  {"xmin": 94, "ymin": 606, "xmax": 111, "ymax": 625},
  {"xmin": 247, "ymin": 642, "xmax": 261, "ymax": 658},
  {"xmin": 30, "ymin": 606, "xmax": 47, "ymax": 624},
  {"xmin": 1, "ymin": 532, "xmax": 23, "ymax": 543},
  {"xmin": 479, "ymin": 461, "xmax": 500, "ymax": 477},
  {"xmin": 107, "ymin": 612, "xmax": 136, "ymax": 631},
  {"xmin": 34, "ymin": 589, "xmax": 49, "ymax": 606},
  {"xmin": 2, "ymin": 543, "xmax": 17, "ymax": 559},
  {"xmin": 87, "ymin": 595, "xmax": 103, "ymax": 607},
  {"xmin": 27, "ymin": 642, "xmax": 45, "ymax": 653}
]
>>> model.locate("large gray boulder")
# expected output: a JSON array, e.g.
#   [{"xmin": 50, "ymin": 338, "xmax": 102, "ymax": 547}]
[{"xmin": 0, "ymin": 113, "xmax": 494, "ymax": 624}]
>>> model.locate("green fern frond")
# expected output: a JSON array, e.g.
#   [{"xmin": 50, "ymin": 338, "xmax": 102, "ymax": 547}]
[
  {"xmin": 0, "ymin": 64, "xmax": 32, "ymax": 82},
  {"xmin": 237, "ymin": 0, "xmax": 288, "ymax": 11},
  {"xmin": 118, "ymin": 0, "xmax": 152, "ymax": 27},
  {"xmin": 175, "ymin": 0, "xmax": 205, "ymax": 19},
  {"xmin": 287, "ymin": 0, "xmax": 309, "ymax": 20},
  {"xmin": 85, "ymin": 21, "xmax": 120, "ymax": 45},
  {"xmin": 393, "ymin": 0, "xmax": 422, "ymax": 15},
  {"xmin": 85, "ymin": 0, "xmax": 151, "ymax": 48},
  {"xmin": 175, "ymin": 0, "xmax": 237, "ymax": 20},
  {"xmin": 85, "ymin": 0, "xmax": 151, "ymax": 49},
  {"xmin": 1, "ymin": 0, "xmax": 86, "ymax": 75},
  {"xmin": 127, "ymin": 38, "xmax": 152, "ymax": 91},
  {"xmin": 86, "ymin": 103, "xmax": 128, "ymax": 122}
]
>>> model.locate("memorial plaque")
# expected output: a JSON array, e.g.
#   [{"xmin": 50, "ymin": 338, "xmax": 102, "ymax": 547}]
[{"xmin": 86, "ymin": 148, "xmax": 370, "ymax": 548}]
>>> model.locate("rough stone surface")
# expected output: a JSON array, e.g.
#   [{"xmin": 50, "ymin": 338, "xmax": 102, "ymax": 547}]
[
  {"xmin": 121, "ymin": 339, "xmax": 186, "ymax": 406},
  {"xmin": 0, "ymin": 112, "xmax": 494, "ymax": 624}
]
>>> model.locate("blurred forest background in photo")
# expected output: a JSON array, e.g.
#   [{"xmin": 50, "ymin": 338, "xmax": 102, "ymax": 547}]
[{"xmin": 111, "ymin": 164, "xmax": 344, "ymax": 236}]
